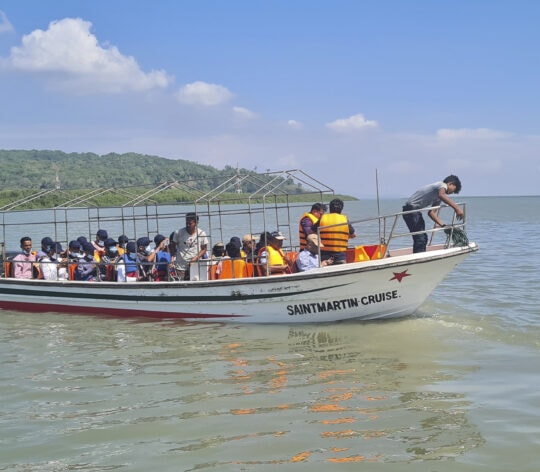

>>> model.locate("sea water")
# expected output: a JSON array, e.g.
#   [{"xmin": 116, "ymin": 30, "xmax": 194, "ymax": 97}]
[{"xmin": 0, "ymin": 196, "xmax": 539, "ymax": 471}]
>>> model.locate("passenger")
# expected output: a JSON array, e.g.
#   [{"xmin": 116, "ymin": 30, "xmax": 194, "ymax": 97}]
[
  {"xmin": 402, "ymin": 175, "xmax": 464, "ymax": 253},
  {"xmin": 172, "ymin": 212, "xmax": 209, "ymax": 281},
  {"xmin": 39, "ymin": 242, "xmax": 58, "ymax": 280},
  {"xmin": 92, "ymin": 229, "xmax": 108, "ymax": 261},
  {"xmin": 241, "ymin": 234, "xmax": 257, "ymax": 262},
  {"xmin": 312, "ymin": 198, "xmax": 356, "ymax": 264},
  {"xmin": 117, "ymin": 241, "xmax": 139, "ymax": 282},
  {"xmin": 254, "ymin": 231, "xmax": 272, "ymax": 276},
  {"xmin": 147, "ymin": 234, "xmax": 171, "ymax": 281},
  {"xmin": 298, "ymin": 203, "xmax": 327, "ymax": 250},
  {"xmin": 136, "ymin": 237, "xmax": 152, "ymax": 281},
  {"xmin": 55, "ymin": 242, "xmax": 68, "ymax": 280},
  {"xmin": 67, "ymin": 240, "xmax": 83, "ymax": 261},
  {"xmin": 207, "ymin": 242, "xmax": 225, "ymax": 280},
  {"xmin": 40, "ymin": 242, "xmax": 67, "ymax": 280},
  {"xmin": 216, "ymin": 237, "xmax": 248, "ymax": 279},
  {"xmin": 226, "ymin": 237, "xmax": 242, "ymax": 258},
  {"xmin": 117, "ymin": 235, "xmax": 129, "ymax": 255},
  {"xmin": 100, "ymin": 238, "xmax": 120, "ymax": 281},
  {"xmin": 36, "ymin": 236, "xmax": 54, "ymax": 261},
  {"xmin": 259, "ymin": 231, "xmax": 289, "ymax": 276},
  {"xmin": 77, "ymin": 236, "xmax": 88, "ymax": 250},
  {"xmin": 296, "ymin": 234, "xmax": 334, "ymax": 272},
  {"xmin": 255, "ymin": 231, "xmax": 271, "ymax": 256},
  {"xmin": 12, "ymin": 236, "xmax": 37, "ymax": 279},
  {"xmin": 211, "ymin": 242, "xmax": 226, "ymax": 259},
  {"xmin": 75, "ymin": 242, "xmax": 98, "ymax": 281}
]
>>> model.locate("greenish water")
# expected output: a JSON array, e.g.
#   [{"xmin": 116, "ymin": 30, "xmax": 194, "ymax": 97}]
[{"xmin": 1, "ymin": 196, "xmax": 539, "ymax": 471}]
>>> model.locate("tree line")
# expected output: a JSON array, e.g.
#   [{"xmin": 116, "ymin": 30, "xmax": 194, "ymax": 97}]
[{"xmin": 0, "ymin": 150, "xmax": 352, "ymax": 209}]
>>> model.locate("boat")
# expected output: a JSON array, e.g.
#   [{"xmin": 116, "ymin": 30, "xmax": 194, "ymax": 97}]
[{"xmin": 0, "ymin": 170, "xmax": 478, "ymax": 323}]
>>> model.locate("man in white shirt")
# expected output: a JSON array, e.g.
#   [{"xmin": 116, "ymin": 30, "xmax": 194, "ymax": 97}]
[{"xmin": 171, "ymin": 212, "xmax": 208, "ymax": 280}]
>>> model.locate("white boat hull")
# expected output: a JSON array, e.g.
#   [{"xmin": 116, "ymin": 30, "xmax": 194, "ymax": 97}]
[{"xmin": 0, "ymin": 243, "xmax": 478, "ymax": 323}]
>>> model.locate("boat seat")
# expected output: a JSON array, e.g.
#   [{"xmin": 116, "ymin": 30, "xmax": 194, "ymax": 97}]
[
  {"xmin": 350, "ymin": 244, "xmax": 387, "ymax": 262},
  {"xmin": 3, "ymin": 260, "xmax": 12, "ymax": 278},
  {"xmin": 68, "ymin": 263, "xmax": 77, "ymax": 281},
  {"xmin": 284, "ymin": 251, "xmax": 299, "ymax": 273},
  {"xmin": 208, "ymin": 262, "xmax": 219, "ymax": 280}
]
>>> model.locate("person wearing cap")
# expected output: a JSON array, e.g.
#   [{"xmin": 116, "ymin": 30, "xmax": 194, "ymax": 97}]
[
  {"xmin": 117, "ymin": 241, "xmax": 139, "ymax": 282},
  {"xmin": 99, "ymin": 238, "xmax": 120, "ymax": 281},
  {"xmin": 298, "ymin": 203, "xmax": 327, "ymax": 250},
  {"xmin": 146, "ymin": 234, "xmax": 171, "ymax": 281},
  {"xmin": 259, "ymin": 231, "xmax": 289, "ymax": 276},
  {"xmin": 171, "ymin": 212, "xmax": 209, "ymax": 281},
  {"xmin": 135, "ymin": 237, "xmax": 153, "ymax": 281},
  {"xmin": 77, "ymin": 236, "xmax": 88, "ymax": 249},
  {"xmin": 39, "ymin": 241, "xmax": 66, "ymax": 280},
  {"xmin": 117, "ymin": 235, "xmax": 129, "ymax": 255},
  {"xmin": 92, "ymin": 229, "xmax": 108, "ymax": 260},
  {"xmin": 211, "ymin": 242, "xmax": 226, "ymax": 259},
  {"xmin": 241, "ymin": 234, "xmax": 257, "ymax": 263},
  {"xmin": 312, "ymin": 198, "xmax": 356, "ymax": 264},
  {"xmin": 55, "ymin": 242, "xmax": 69, "ymax": 280},
  {"xmin": 67, "ymin": 240, "xmax": 82, "ymax": 260},
  {"xmin": 296, "ymin": 234, "xmax": 334, "ymax": 272},
  {"xmin": 216, "ymin": 237, "xmax": 249, "ymax": 279},
  {"xmin": 75, "ymin": 242, "xmax": 98, "ymax": 281},
  {"xmin": 36, "ymin": 236, "xmax": 54, "ymax": 261}
]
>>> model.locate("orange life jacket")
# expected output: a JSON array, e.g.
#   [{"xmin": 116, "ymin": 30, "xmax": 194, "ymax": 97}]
[
  {"xmin": 298, "ymin": 212, "xmax": 318, "ymax": 249},
  {"xmin": 318, "ymin": 213, "xmax": 349, "ymax": 252}
]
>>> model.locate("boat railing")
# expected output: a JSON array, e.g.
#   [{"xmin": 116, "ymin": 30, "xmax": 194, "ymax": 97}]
[
  {"xmin": 1, "ymin": 201, "xmax": 469, "ymax": 280},
  {"xmin": 315, "ymin": 201, "xmax": 468, "ymax": 262}
]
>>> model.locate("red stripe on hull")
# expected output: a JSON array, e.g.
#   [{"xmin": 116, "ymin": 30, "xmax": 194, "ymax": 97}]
[{"xmin": 0, "ymin": 300, "xmax": 244, "ymax": 320}]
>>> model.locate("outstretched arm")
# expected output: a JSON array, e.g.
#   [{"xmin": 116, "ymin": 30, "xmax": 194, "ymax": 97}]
[{"xmin": 438, "ymin": 188, "xmax": 464, "ymax": 220}]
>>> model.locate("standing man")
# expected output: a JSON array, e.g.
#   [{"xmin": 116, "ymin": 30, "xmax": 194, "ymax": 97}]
[
  {"xmin": 312, "ymin": 198, "xmax": 355, "ymax": 264},
  {"xmin": 402, "ymin": 175, "xmax": 463, "ymax": 253},
  {"xmin": 171, "ymin": 212, "xmax": 208, "ymax": 280},
  {"xmin": 298, "ymin": 203, "xmax": 326, "ymax": 250},
  {"xmin": 12, "ymin": 236, "xmax": 37, "ymax": 279}
]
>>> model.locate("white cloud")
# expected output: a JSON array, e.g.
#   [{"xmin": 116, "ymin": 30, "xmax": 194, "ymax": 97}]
[
  {"xmin": 176, "ymin": 81, "xmax": 233, "ymax": 106},
  {"xmin": 5, "ymin": 18, "xmax": 171, "ymax": 93},
  {"xmin": 326, "ymin": 113, "xmax": 378, "ymax": 132},
  {"xmin": 0, "ymin": 11, "xmax": 14, "ymax": 33},
  {"xmin": 232, "ymin": 106, "xmax": 257, "ymax": 119},
  {"xmin": 436, "ymin": 127, "xmax": 511, "ymax": 140},
  {"xmin": 287, "ymin": 119, "xmax": 303, "ymax": 129}
]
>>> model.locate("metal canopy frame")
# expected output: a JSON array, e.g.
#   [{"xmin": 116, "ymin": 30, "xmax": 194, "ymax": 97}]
[{"xmin": 0, "ymin": 169, "xmax": 335, "ymax": 257}]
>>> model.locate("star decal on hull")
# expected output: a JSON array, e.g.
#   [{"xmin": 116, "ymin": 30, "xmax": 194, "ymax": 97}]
[{"xmin": 390, "ymin": 269, "xmax": 412, "ymax": 282}]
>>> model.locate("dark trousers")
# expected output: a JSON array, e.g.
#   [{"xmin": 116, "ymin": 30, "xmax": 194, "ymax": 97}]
[{"xmin": 402, "ymin": 206, "xmax": 427, "ymax": 253}]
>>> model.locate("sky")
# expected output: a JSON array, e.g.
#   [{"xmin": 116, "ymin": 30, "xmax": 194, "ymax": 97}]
[{"xmin": 0, "ymin": 1, "xmax": 539, "ymax": 198}]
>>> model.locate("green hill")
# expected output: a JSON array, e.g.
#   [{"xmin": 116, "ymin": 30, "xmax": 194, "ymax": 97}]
[
  {"xmin": 0, "ymin": 150, "xmax": 352, "ymax": 209},
  {"xmin": 0, "ymin": 149, "xmax": 225, "ymax": 190}
]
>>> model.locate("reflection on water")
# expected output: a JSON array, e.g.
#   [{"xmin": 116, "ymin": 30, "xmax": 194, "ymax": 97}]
[{"xmin": 0, "ymin": 314, "xmax": 484, "ymax": 470}]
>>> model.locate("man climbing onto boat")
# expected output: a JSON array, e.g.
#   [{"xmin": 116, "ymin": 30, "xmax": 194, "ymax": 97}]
[{"xmin": 402, "ymin": 175, "xmax": 464, "ymax": 253}]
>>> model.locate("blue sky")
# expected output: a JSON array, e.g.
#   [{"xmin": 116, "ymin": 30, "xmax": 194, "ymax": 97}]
[{"xmin": 0, "ymin": 1, "xmax": 538, "ymax": 197}]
